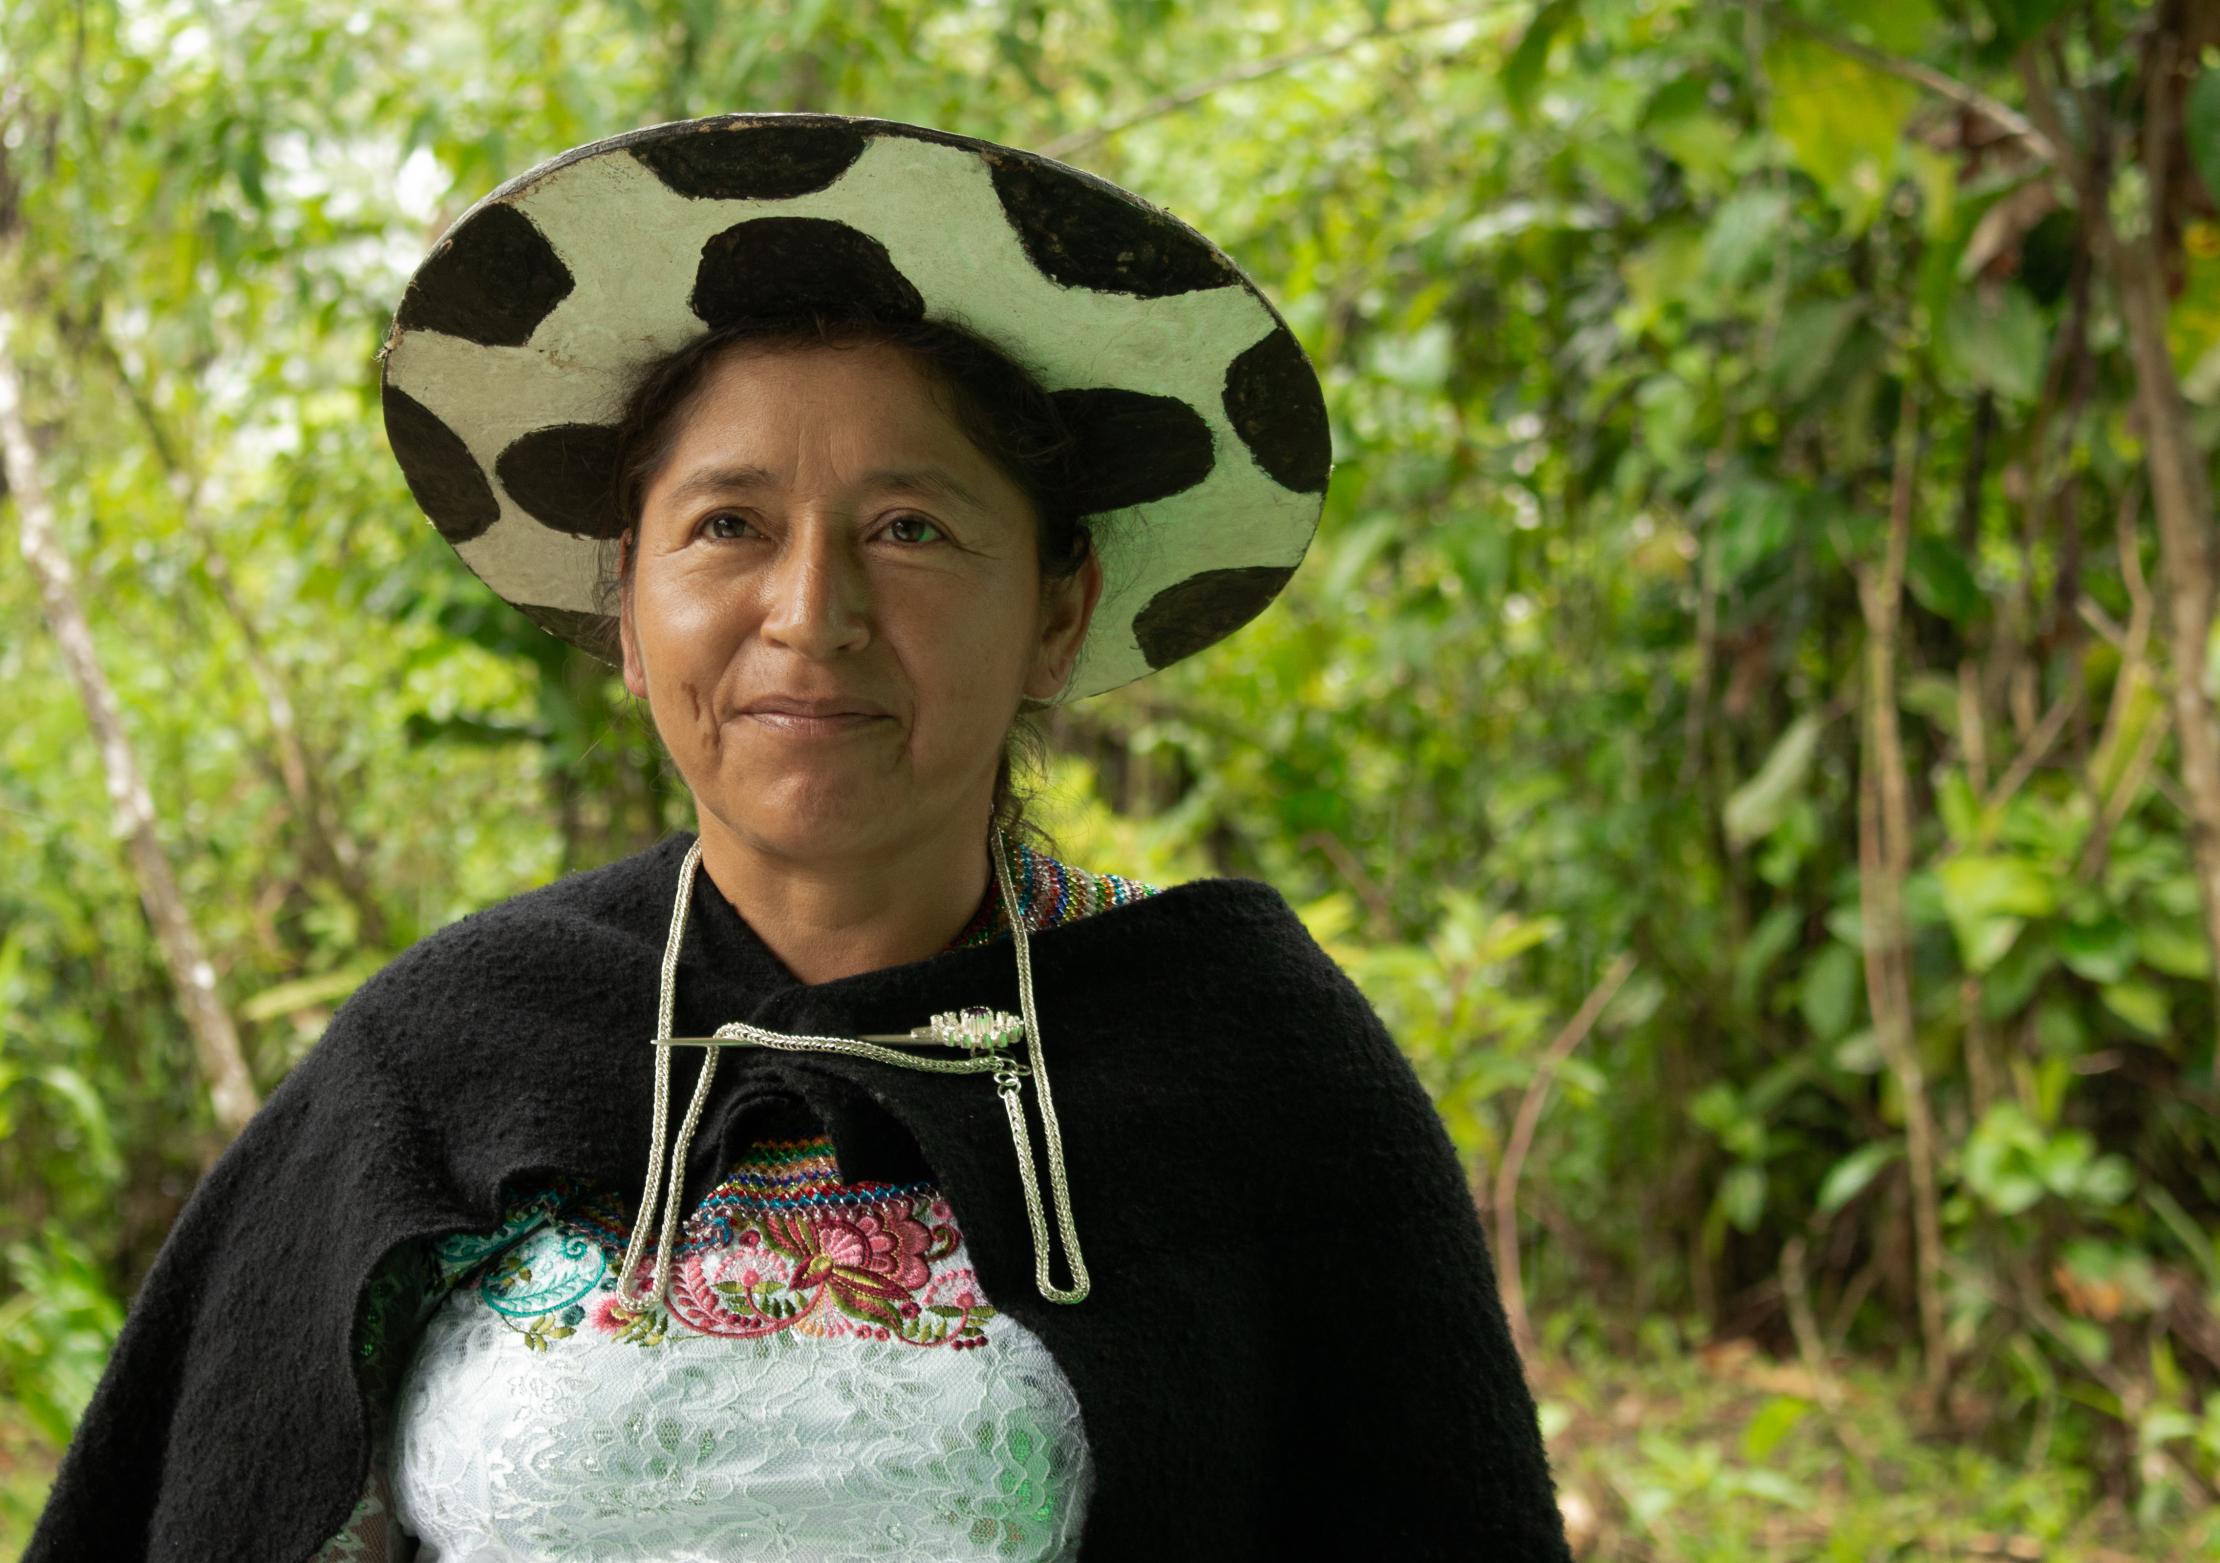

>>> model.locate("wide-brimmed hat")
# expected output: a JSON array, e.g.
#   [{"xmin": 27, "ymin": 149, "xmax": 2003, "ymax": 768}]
[{"xmin": 377, "ymin": 113, "xmax": 1331, "ymax": 703}]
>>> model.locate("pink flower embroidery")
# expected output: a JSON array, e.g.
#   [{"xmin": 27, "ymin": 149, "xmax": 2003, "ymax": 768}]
[{"xmin": 765, "ymin": 1204, "xmax": 933, "ymax": 1326}]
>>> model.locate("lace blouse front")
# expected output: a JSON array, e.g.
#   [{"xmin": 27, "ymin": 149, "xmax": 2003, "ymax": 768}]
[
  {"xmin": 314, "ymin": 843, "xmax": 1160, "ymax": 1563},
  {"xmin": 388, "ymin": 1137, "xmax": 1091, "ymax": 1561}
]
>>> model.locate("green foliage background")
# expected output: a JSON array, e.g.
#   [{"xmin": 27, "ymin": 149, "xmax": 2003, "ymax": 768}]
[{"xmin": 4, "ymin": 0, "xmax": 2220, "ymax": 1554}]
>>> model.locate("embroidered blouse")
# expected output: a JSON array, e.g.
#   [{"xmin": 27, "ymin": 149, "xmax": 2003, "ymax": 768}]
[{"xmin": 310, "ymin": 844, "xmax": 1160, "ymax": 1562}]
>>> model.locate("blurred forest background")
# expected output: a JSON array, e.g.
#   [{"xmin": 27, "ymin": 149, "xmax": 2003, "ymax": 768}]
[{"xmin": 4, "ymin": 0, "xmax": 2220, "ymax": 1556}]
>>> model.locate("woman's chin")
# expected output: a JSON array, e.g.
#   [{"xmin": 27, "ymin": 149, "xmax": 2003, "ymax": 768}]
[{"xmin": 699, "ymin": 784, "xmax": 907, "ymax": 861}]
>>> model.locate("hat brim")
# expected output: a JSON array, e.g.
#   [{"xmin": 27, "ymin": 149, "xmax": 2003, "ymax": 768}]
[{"xmin": 378, "ymin": 113, "xmax": 1330, "ymax": 703}]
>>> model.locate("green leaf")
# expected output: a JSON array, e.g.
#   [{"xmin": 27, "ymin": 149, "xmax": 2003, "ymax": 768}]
[
  {"xmin": 239, "ymin": 964, "xmax": 378, "ymax": 1022},
  {"xmin": 2080, "ymin": 1154, "xmax": 2134, "ymax": 1206},
  {"xmin": 1940, "ymin": 284, "xmax": 2049, "ymax": 403},
  {"xmin": 1964, "ymin": 1104, "xmax": 2046, "ymax": 1215},
  {"xmin": 1902, "ymin": 672, "xmax": 1965, "ymax": 736},
  {"xmin": 1735, "ymin": 904, "xmax": 1804, "ymax": 1009},
  {"xmin": 2033, "ymin": 1126, "xmax": 2094, "ymax": 1195},
  {"xmin": 1977, "ymin": 0, "xmax": 2073, "ymax": 49},
  {"xmin": 35, "ymin": 1068, "xmax": 123, "ymax": 1185},
  {"xmin": 1717, "ymin": 477, "xmax": 1799, "ymax": 580},
  {"xmin": 2034, "ymin": 999, "xmax": 2088, "ymax": 1056},
  {"xmin": 1646, "ymin": 77, "xmax": 1742, "ymax": 196},
  {"xmin": 2098, "ymin": 978, "xmax": 2170, "ymax": 1038},
  {"xmin": 1798, "ymin": 941, "xmax": 1862, "ymax": 1041},
  {"xmin": 2194, "ymin": 70, "xmax": 2220, "ymax": 212},
  {"xmin": 1832, "ymin": 1026, "xmax": 1884, "ymax": 1074},
  {"xmin": 1817, "ymin": 1140, "xmax": 1901, "ymax": 1214},
  {"xmin": 1906, "ymin": 536, "xmax": 1982, "ymax": 622},
  {"xmin": 1702, "ymin": 190, "xmax": 1790, "ymax": 290},
  {"xmin": 1726, "ymin": 714, "xmax": 1824, "ymax": 847},
  {"xmin": 2059, "ymin": 1315, "xmax": 2110, "ymax": 1366},
  {"xmin": 1741, "ymin": 1394, "xmax": 1813, "ymax": 1462},
  {"xmin": 1766, "ymin": 298, "xmax": 1863, "ymax": 402},
  {"xmin": 2137, "ymin": 919, "xmax": 2210, "ymax": 980},
  {"xmin": 1936, "ymin": 767, "xmax": 1985, "ymax": 846},
  {"xmin": 2056, "ymin": 916, "xmax": 2137, "ymax": 984},
  {"xmin": 1980, "ymin": 923, "xmax": 2057, "ymax": 1014},
  {"xmin": 1938, "ymin": 855, "xmax": 2056, "ymax": 972},
  {"xmin": 1762, "ymin": 36, "xmax": 1917, "ymax": 227},
  {"xmin": 1836, "ymin": 0, "xmax": 1939, "ymax": 51},
  {"xmin": 1504, "ymin": 0, "xmax": 1580, "ymax": 123},
  {"xmin": 1721, "ymin": 1163, "xmax": 1768, "ymax": 1234}
]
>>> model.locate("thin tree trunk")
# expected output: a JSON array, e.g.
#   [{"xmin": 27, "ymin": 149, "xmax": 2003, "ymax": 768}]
[
  {"xmin": 81, "ymin": 322, "xmax": 389, "ymax": 948},
  {"xmin": 2111, "ymin": 227, "xmax": 2220, "ymax": 1086},
  {"xmin": 1855, "ymin": 389, "xmax": 1951, "ymax": 1417},
  {"xmin": 0, "ymin": 310, "xmax": 260, "ymax": 1138},
  {"xmin": 2023, "ymin": 39, "xmax": 2220, "ymax": 1087}
]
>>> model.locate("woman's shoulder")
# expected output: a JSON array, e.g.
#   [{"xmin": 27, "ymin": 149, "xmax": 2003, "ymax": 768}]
[
  {"xmin": 280, "ymin": 836, "xmax": 685, "ymax": 1098},
  {"xmin": 1019, "ymin": 848, "xmax": 1360, "ymax": 993},
  {"xmin": 346, "ymin": 836, "xmax": 684, "ymax": 1001}
]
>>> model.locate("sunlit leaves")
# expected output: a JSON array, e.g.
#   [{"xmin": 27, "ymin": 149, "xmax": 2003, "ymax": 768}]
[
  {"xmin": 1761, "ymin": 35, "xmax": 1918, "ymax": 232},
  {"xmin": 1726, "ymin": 712, "xmax": 1823, "ymax": 848},
  {"xmin": 1816, "ymin": 1138, "xmax": 1901, "ymax": 1214},
  {"xmin": 1939, "ymin": 854, "xmax": 2056, "ymax": 971},
  {"xmin": 1504, "ymin": 0, "xmax": 1583, "ymax": 125},
  {"xmin": 1961, "ymin": 1102, "xmax": 2135, "ymax": 1219}
]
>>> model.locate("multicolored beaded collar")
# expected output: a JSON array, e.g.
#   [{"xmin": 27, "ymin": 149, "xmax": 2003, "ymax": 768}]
[{"xmin": 945, "ymin": 837, "xmax": 1160, "ymax": 950}]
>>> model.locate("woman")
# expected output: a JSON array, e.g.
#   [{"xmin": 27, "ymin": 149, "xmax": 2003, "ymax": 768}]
[{"xmin": 28, "ymin": 114, "xmax": 1572, "ymax": 1562}]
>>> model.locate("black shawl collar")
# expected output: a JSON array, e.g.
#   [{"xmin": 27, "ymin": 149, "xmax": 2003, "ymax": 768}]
[{"xmin": 28, "ymin": 832, "xmax": 1574, "ymax": 1562}]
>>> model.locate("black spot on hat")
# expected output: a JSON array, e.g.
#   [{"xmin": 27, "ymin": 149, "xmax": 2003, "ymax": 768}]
[
  {"xmin": 988, "ymin": 157, "xmax": 1232, "ymax": 298},
  {"xmin": 1051, "ymin": 388, "xmax": 1215, "ymax": 513},
  {"xmin": 1133, "ymin": 564, "xmax": 1296, "ymax": 669},
  {"xmin": 383, "ymin": 384, "xmax": 500, "ymax": 543},
  {"xmin": 1222, "ymin": 325, "xmax": 1330, "ymax": 493},
  {"xmin": 630, "ymin": 121, "xmax": 869, "ymax": 200},
  {"xmin": 691, "ymin": 217, "xmax": 925, "ymax": 328},
  {"xmin": 494, "ymin": 424, "xmax": 626, "ymax": 539},
  {"xmin": 515, "ymin": 601, "xmax": 621, "ymax": 662},
  {"xmin": 395, "ymin": 203, "xmax": 574, "ymax": 348}
]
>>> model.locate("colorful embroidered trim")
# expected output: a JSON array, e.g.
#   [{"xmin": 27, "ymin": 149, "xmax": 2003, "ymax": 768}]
[
  {"xmin": 555, "ymin": 1136, "xmax": 939, "ymax": 1260},
  {"xmin": 948, "ymin": 838, "xmax": 1161, "ymax": 949},
  {"xmin": 445, "ymin": 1133, "xmax": 997, "ymax": 1350}
]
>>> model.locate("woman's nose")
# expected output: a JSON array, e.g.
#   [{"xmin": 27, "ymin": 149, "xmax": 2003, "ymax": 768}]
[{"xmin": 758, "ymin": 520, "xmax": 871, "ymax": 657}]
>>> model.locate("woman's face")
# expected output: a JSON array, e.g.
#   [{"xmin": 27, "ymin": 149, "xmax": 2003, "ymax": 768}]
[{"xmin": 619, "ymin": 339, "xmax": 1100, "ymax": 869}]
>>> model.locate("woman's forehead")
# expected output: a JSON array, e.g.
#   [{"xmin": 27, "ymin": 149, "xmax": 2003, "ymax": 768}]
[{"xmin": 648, "ymin": 344, "xmax": 1020, "ymax": 513}]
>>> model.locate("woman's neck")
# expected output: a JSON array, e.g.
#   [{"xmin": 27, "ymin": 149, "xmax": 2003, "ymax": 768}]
[{"xmin": 692, "ymin": 809, "xmax": 996, "ymax": 986}]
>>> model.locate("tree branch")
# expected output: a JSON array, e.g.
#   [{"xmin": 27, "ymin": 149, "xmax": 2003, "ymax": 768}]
[
  {"xmin": 1038, "ymin": 6, "xmax": 1510, "ymax": 161},
  {"xmin": 1770, "ymin": 5, "xmax": 2056, "ymax": 163},
  {"xmin": 1491, "ymin": 950, "xmax": 1637, "ymax": 1366}
]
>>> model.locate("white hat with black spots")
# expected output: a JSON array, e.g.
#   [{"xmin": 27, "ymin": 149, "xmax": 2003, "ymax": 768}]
[{"xmin": 378, "ymin": 113, "xmax": 1332, "ymax": 703}]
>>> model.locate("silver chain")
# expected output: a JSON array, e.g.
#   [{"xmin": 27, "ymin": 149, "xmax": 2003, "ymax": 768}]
[{"xmin": 614, "ymin": 829, "xmax": 1091, "ymax": 1312}]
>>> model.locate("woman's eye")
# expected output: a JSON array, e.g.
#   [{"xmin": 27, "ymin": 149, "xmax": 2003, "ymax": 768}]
[
  {"xmin": 884, "ymin": 513, "xmax": 945, "ymax": 545},
  {"xmin": 702, "ymin": 512, "xmax": 753, "ymax": 540}
]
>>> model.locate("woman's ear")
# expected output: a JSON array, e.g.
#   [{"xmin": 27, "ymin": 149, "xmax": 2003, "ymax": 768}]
[
  {"xmin": 1023, "ymin": 547, "xmax": 1104, "ymax": 702},
  {"xmin": 617, "ymin": 530, "xmax": 648, "ymax": 699}
]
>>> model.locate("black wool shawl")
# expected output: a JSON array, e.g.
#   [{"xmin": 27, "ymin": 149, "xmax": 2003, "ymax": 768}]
[{"xmin": 29, "ymin": 832, "xmax": 1574, "ymax": 1562}]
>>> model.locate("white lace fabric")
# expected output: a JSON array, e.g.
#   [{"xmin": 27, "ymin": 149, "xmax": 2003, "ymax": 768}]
[{"xmin": 377, "ymin": 1149, "xmax": 1093, "ymax": 1562}]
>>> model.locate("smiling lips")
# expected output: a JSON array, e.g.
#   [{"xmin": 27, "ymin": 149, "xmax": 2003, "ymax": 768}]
[{"xmin": 737, "ymin": 696, "xmax": 891, "ymax": 737}]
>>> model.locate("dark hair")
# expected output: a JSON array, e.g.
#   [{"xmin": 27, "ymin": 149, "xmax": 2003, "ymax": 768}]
[{"xmin": 593, "ymin": 309, "xmax": 1097, "ymax": 851}]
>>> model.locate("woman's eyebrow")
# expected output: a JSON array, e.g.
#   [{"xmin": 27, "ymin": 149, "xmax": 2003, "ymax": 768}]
[
  {"xmin": 661, "ymin": 462, "xmax": 990, "ymax": 513},
  {"xmin": 862, "ymin": 466, "xmax": 990, "ymax": 513},
  {"xmin": 660, "ymin": 463, "xmax": 778, "ymax": 507}
]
